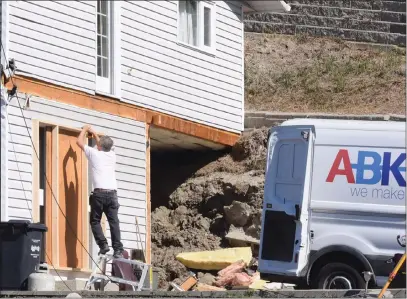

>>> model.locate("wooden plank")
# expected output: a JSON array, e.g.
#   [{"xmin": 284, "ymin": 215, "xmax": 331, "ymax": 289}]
[
  {"xmin": 45, "ymin": 127, "xmax": 53, "ymax": 265},
  {"xmin": 81, "ymin": 148, "xmax": 89, "ymax": 270},
  {"xmin": 58, "ymin": 128, "xmax": 86, "ymax": 269},
  {"xmin": 145, "ymin": 124, "xmax": 151, "ymax": 264},
  {"xmin": 51, "ymin": 126, "xmax": 59, "ymax": 266},
  {"xmin": 5, "ymin": 76, "xmax": 241, "ymax": 146}
]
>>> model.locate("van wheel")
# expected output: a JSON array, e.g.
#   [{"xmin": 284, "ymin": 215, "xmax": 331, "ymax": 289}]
[{"xmin": 313, "ymin": 262, "xmax": 365, "ymax": 290}]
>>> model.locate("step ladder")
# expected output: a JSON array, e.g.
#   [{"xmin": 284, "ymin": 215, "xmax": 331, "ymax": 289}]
[{"xmin": 84, "ymin": 254, "xmax": 151, "ymax": 291}]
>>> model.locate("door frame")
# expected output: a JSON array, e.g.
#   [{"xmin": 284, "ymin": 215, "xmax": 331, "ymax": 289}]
[{"xmin": 32, "ymin": 120, "xmax": 92, "ymax": 271}]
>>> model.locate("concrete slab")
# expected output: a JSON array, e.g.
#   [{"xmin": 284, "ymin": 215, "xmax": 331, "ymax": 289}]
[{"xmin": 0, "ymin": 289, "xmax": 405, "ymax": 298}]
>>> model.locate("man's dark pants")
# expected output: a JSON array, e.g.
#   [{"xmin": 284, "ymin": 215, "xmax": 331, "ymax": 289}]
[{"xmin": 89, "ymin": 190, "xmax": 124, "ymax": 252}]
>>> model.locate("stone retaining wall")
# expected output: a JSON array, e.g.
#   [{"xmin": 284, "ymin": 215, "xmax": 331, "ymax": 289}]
[
  {"xmin": 244, "ymin": 0, "xmax": 406, "ymax": 46},
  {"xmin": 244, "ymin": 111, "xmax": 406, "ymax": 129}
]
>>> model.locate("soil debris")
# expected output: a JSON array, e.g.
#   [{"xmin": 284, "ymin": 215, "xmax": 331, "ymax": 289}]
[{"xmin": 151, "ymin": 128, "xmax": 268, "ymax": 289}]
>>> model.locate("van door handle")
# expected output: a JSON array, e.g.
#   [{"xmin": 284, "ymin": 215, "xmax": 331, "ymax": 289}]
[{"xmin": 310, "ymin": 230, "xmax": 314, "ymax": 239}]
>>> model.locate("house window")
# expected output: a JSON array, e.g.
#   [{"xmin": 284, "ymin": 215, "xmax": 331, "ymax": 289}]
[
  {"xmin": 96, "ymin": 0, "xmax": 120, "ymax": 96},
  {"xmin": 178, "ymin": 0, "xmax": 215, "ymax": 52}
]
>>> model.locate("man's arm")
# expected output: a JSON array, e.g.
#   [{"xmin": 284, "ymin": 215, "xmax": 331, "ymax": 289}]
[
  {"xmin": 76, "ymin": 125, "xmax": 90, "ymax": 151},
  {"xmin": 88, "ymin": 127, "xmax": 101, "ymax": 148}
]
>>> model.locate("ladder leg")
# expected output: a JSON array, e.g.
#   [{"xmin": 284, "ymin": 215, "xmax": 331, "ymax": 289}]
[{"xmin": 138, "ymin": 265, "xmax": 149, "ymax": 291}]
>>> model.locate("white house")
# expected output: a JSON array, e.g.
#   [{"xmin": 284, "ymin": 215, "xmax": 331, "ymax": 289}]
[{"xmin": 0, "ymin": 0, "xmax": 289, "ymax": 284}]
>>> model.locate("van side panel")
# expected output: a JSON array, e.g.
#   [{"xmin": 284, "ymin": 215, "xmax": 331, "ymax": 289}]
[{"xmin": 309, "ymin": 128, "xmax": 406, "ymax": 282}]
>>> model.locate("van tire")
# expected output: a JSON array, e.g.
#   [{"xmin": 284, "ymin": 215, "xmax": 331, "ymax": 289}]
[{"xmin": 313, "ymin": 262, "xmax": 365, "ymax": 290}]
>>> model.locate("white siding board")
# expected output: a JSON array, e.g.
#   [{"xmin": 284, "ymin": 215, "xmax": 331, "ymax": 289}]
[
  {"xmin": 12, "ymin": 61, "xmax": 95, "ymax": 92},
  {"xmin": 9, "ymin": 22, "xmax": 95, "ymax": 57},
  {"xmin": 10, "ymin": 43, "xmax": 94, "ymax": 74},
  {"xmin": 9, "ymin": 5, "xmax": 95, "ymax": 42},
  {"xmin": 13, "ymin": 1, "xmax": 95, "ymax": 31},
  {"xmin": 121, "ymin": 45, "xmax": 241, "ymax": 96},
  {"xmin": 9, "ymin": 170, "xmax": 32, "ymax": 183},
  {"xmin": 8, "ymin": 179, "xmax": 32, "ymax": 192},
  {"xmin": 9, "ymin": 161, "xmax": 32, "ymax": 173},
  {"xmin": 10, "ymin": 51, "xmax": 95, "ymax": 82},
  {"xmin": 54, "ymin": 1, "xmax": 95, "ymax": 15},
  {"xmin": 121, "ymin": 71, "xmax": 241, "ymax": 119},
  {"xmin": 123, "ymin": 1, "xmax": 176, "ymax": 25},
  {"xmin": 121, "ymin": 67, "xmax": 240, "ymax": 110},
  {"xmin": 148, "ymin": 0, "xmax": 177, "ymax": 10},
  {"xmin": 120, "ymin": 20, "xmax": 241, "ymax": 75},
  {"xmin": 8, "ymin": 198, "xmax": 33, "ymax": 210},
  {"xmin": 8, "ymin": 207, "xmax": 32, "ymax": 219},
  {"xmin": 32, "ymin": 99, "xmax": 145, "ymax": 130},
  {"xmin": 8, "ymin": 189, "xmax": 32, "ymax": 201},
  {"xmin": 10, "ymin": 35, "xmax": 94, "ymax": 66},
  {"xmin": 121, "ymin": 87, "xmax": 241, "ymax": 129},
  {"xmin": 29, "ymin": 1, "xmax": 94, "ymax": 21},
  {"xmin": 8, "ymin": 1, "xmax": 95, "ymax": 93}
]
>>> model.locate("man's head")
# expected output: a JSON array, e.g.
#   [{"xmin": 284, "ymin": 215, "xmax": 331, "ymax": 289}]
[{"xmin": 97, "ymin": 136, "xmax": 114, "ymax": 152}]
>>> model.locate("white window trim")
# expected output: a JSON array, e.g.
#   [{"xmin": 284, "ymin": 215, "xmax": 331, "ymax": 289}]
[
  {"xmin": 176, "ymin": 0, "xmax": 216, "ymax": 55},
  {"xmin": 95, "ymin": 1, "xmax": 121, "ymax": 98}
]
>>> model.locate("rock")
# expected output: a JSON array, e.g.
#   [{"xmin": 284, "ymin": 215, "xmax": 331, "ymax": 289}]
[
  {"xmin": 197, "ymin": 272, "xmax": 216, "ymax": 285},
  {"xmin": 224, "ymin": 201, "xmax": 251, "ymax": 227},
  {"xmin": 65, "ymin": 293, "xmax": 81, "ymax": 298}
]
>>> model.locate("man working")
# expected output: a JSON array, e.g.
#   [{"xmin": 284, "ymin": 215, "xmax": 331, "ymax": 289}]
[{"xmin": 76, "ymin": 125, "xmax": 124, "ymax": 258}]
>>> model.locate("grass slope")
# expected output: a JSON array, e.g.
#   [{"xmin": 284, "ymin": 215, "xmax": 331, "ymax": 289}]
[{"xmin": 245, "ymin": 33, "xmax": 406, "ymax": 115}]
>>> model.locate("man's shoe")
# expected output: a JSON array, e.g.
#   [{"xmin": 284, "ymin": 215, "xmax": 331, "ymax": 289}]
[
  {"xmin": 98, "ymin": 244, "xmax": 110, "ymax": 255},
  {"xmin": 113, "ymin": 250, "xmax": 123, "ymax": 259}
]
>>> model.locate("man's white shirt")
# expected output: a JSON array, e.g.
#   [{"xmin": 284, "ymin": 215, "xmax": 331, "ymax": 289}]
[{"xmin": 84, "ymin": 145, "xmax": 117, "ymax": 190}]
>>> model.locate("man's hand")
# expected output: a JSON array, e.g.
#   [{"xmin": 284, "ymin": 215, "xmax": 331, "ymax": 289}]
[
  {"xmin": 82, "ymin": 125, "xmax": 91, "ymax": 131},
  {"xmin": 77, "ymin": 124, "xmax": 91, "ymax": 151}
]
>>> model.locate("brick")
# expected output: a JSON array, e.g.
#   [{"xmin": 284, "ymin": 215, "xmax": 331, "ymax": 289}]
[
  {"xmin": 244, "ymin": 21, "xmax": 296, "ymax": 35},
  {"xmin": 287, "ymin": 0, "xmax": 351, "ymax": 7},
  {"xmin": 373, "ymin": 1, "xmax": 407, "ymax": 12},
  {"xmin": 381, "ymin": 11, "xmax": 406, "ymax": 22},
  {"xmin": 390, "ymin": 23, "xmax": 406, "ymax": 34}
]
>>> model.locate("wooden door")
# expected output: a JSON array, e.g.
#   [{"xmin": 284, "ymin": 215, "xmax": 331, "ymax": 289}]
[{"xmin": 58, "ymin": 128, "xmax": 85, "ymax": 269}]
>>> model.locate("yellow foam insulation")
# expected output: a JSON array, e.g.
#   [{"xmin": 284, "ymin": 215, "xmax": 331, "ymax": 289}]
[{"xmin": 176, "ymin": 247, "xmax": 252, "ymax": 270}]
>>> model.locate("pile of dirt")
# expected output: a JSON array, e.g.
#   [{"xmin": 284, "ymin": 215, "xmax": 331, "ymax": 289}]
[{"xmin": 151, "ymin": 128, "xmax": 269, "ymax": 289}]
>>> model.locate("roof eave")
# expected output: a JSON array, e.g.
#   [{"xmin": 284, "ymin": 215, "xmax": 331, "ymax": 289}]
[{"xmin": 242, "ymin": 1, "xmax": 291, "ymax": 13}]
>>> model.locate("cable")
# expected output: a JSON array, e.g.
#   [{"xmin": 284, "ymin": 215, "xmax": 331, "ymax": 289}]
[
  {"xmin": 1, "ymin": 40, "xmax": 118, "ymax": 287},
  {"xmin": 7, "ymin": 119, "xmax": 72, "ymax": 291}
]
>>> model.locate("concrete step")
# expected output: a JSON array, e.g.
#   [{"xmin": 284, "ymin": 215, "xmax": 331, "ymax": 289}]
[
  {"xmin": 244, "ymin": 21, "xmax": 405, "ymax": 46},
  {"xmin": 245, "ymin": 12, "xmax": 406, "ymax": 34},
  {"xmin": 290, "ymin": 0, "xmax": 406, "ymax": 13},
  {"xmin": 289, "ymin": 4, "xmax": 406, "ymax": 23}
]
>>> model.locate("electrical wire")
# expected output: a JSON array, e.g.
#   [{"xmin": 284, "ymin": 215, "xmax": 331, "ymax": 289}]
[
  {"xmin": 1, "ymin": 40, "xmax": 119, "ymax": 288},
  {"xmin": 7, "ymin": 119, "xmax": 72, "ymax": 291}
]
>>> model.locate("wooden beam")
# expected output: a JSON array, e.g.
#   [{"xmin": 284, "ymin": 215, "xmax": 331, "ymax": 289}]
[
  {"xmin": 145, "ymin": 124, "xmax": 151, "ymax": 264},
  {"xmin": 32, "ymin": 119, "xmax": 40, "ymax": 222},
  {"xmin": 5, "ymin": 75, "xmax": 240, "ymax": 146},
  {"xmin": 45, "ymin": 126, "xmax": 53, "ymax": 265},
  {"xmin": 81, "ymin": 149, "xmax": 89, "ymax": 270},
  {"xmin": 51, "ymin": 125, "xmax": 59, "ymax": 267}
]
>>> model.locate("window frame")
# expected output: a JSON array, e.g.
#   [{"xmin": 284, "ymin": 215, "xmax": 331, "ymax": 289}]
[
  {"xmin": 95, "ymin": 0, "xmax": 121, "ymax": 98},
  {"xmin": 177, "ymin": 0, "xmax": 216, "ymax": 55}
]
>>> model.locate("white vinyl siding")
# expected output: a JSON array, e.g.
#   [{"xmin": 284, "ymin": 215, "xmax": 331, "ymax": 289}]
[
  {"xmin": 7, "ymin": 1, "xmax": 96, "ymax": 93},
  {"xmin": 7, "ymin": 95, "xmax": 147, "ymax": 252},
  {"xmin": 6, "ymin": 0, "xmax": 243, "ymax": 133},
  {"xmin": 121, "ymin": 0, "xmax": 243, "ymax": 132}
]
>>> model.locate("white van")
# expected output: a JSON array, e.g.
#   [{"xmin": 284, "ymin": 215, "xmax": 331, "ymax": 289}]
[{"xmin": 258, "ymin": 119, "xmax": 406, "ymax": 289}]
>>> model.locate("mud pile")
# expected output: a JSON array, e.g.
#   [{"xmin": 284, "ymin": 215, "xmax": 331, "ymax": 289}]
[{"xmin": 151, "ymin": 128, "xmax": 269, "ymax": 289}]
